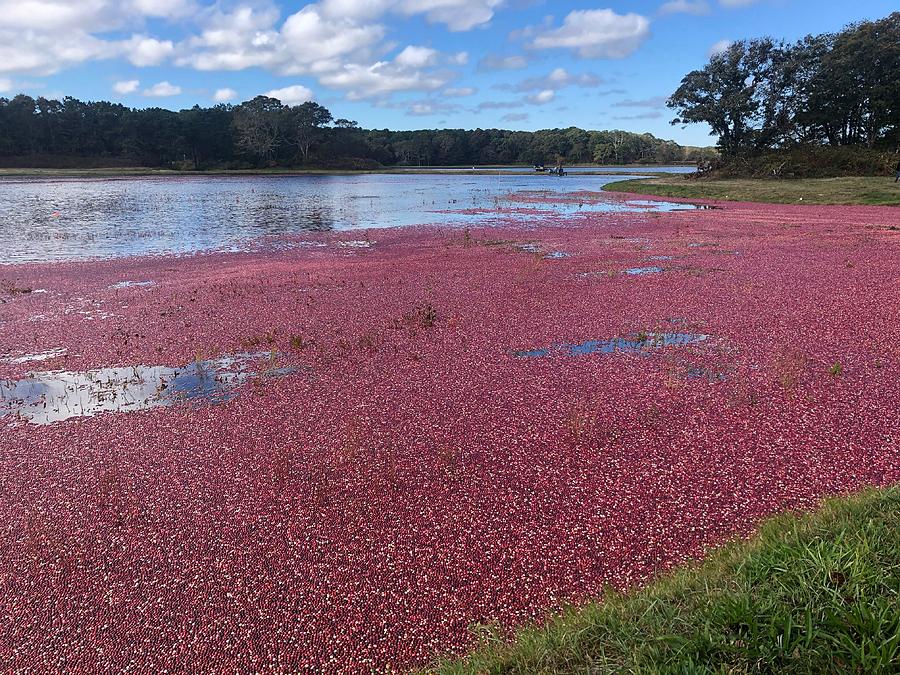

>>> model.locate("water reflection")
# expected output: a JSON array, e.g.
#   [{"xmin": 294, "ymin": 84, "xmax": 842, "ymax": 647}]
[
  {"xmin": 0, "ymin": 173, "xmax": 702, "ymax": 264},
  {"xmin": 514, "ymin": 332, "xmax": 708, "ymax": 359},
  {"xmin": 0, "ymin": 351, "xmax": 294, "ymax": 425}
]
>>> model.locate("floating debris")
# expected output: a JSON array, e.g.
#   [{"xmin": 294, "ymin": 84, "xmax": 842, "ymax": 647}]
[
  {"xmin": 0, "ymin": 352, "xmax": 294, "ymax": 425},
  {"xmin": 340, "ymin": 240, "xmax": 374, "ymax": 249},
  {"xmin": 543, "ymin": 251, "xmax": 572, "ymax": 260},
  {"xmin": 514, "ymin": 332, "xmax": 708, "ymax": 359}
]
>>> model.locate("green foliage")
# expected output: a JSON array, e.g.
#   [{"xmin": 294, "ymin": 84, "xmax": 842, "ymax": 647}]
[
  {"xmin": 669, "ymin": 12, "xmax": 900, "ymax": 155},
  {"xmin": 0, "ymin": 93, "xmax": 706, "ymax": 169},
  {"xmin": 432, "ymin": 487, "xmax": 900, "ymax": 674}
]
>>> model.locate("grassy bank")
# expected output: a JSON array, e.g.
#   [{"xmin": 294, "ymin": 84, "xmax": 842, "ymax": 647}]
[
  {"xmin": 433, "ymin": 486, "xmax": 900, "ymax": 674},
  {"xmin": 605, "ymin": 176, "xmax": 900, "ymax": 206}
]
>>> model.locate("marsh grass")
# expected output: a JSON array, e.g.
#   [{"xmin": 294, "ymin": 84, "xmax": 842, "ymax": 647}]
[
  {"xmin": 431, "ymin": 486, "xmax": 900, "ymax": 674},
  {"xmin": 604, "ymin": 176, "xmax": 900, "ymax": 206}
]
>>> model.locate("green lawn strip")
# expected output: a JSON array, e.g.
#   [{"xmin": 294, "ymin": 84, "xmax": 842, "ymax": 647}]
[
  {"xmin": 431, "ymin": 487, "xmax": 900, "ymax": 674},
  {"xmin": 604, "ymin": 177, "xmax": 900, "ymax": 206}
]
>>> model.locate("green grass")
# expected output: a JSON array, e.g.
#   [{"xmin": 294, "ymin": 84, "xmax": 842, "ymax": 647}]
[
  {"xmin": 431, "ymin": 487, "xmax": 900, "ymax": 674},
  {"xmin": 604, "ymin": 176, "xmax": 900, "ymax": 206}
]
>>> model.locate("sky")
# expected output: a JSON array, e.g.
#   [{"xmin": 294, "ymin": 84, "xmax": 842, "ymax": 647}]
[{"xmin": 0, "ymin": 0, "xmax": 895, "ymax": 146}]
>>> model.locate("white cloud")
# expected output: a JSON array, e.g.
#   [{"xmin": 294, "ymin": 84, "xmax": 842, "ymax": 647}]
[
  {"xmin": 264, "ymin": 84, "xmax": 315, "ymax": 106},
  {"xmin": 394, "ymin": 45, "xmax": 438, "ymax": 68},
  {"xmin": 526, "ymin": 89, "xmax": 555, "ymax": 104},
  {"xmin": 143, "ymin": 80, "xmax": 181, "ymax": 97},
  {"xmin": 0, "ymin": 27, "xmax": 117, "ymax": 76},
  {"xmin": 319, "ymin": 60, "xmax": 449, "ymax": 99},
  {"xmin": 478, "ymin": 54, "xmax": 528, "ymax": 71},
  {"xmin": 213, "ymin": 87, "xmax": 238, "ymax": 103},
  {"xmin": 658, "ymin": 0, "xmax": 710, "ymax": 15},
  {"xmin": 530, "ymin": 9, "xmax": 651, "ymax": 59},
  {"xmin": 444, "ymin": 87, "xmax": 476, "ymax": 97},
  {"xmin": 113, "ymin": 79, "xmax": 140, "ymax": 94},
  {"xmin": 514, "ymin": 68, "xmax": 601, "ymax": 92},
  {"xmin": 125, "ymin": 36, "xmax": 174, "ymax": 66},
  {"xmin": 612, "ymin": 95, "xmax": 668, "ymax": 108},
  {"xmin": 321, "ymin": 0, "xmax": 505, "ymax": 31},
  {"xmin": 709, "ymin": 39, "xmax": 733, "ymax": 56},
  {"xmin": 130, "ymin": 0, "xmax": 195, "ymax": 18},
  {"xmin": 449, "ymin": 51, "xmax": 468, "ymax": 65},
  {"xmin": 0, "ymin": 77, "xmax": 12, "ymax": 93}
]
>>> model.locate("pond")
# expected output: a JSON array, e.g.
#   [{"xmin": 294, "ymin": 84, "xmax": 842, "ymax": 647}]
[{"xmin": 0, "ymin": 173, "xmax": 697, "ymax": 264}]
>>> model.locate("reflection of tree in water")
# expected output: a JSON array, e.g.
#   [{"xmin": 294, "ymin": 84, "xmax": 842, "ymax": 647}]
[{"xmin": 245, "ymin": 194, "xmax": 336, "ymax": 233}]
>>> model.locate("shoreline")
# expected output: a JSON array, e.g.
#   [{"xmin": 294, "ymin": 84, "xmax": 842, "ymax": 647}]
[{"xmin": 0, "ymin": 165, "xmax": 691, "ymax": 179}]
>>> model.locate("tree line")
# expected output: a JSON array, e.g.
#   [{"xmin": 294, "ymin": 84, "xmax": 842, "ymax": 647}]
[
  {"xmin": 0, "ymin": 93, "xmax": 711, "ymax": 170},
  {"xmin": 669, "ymin": 12, "xmax": 900, "ymax": 157}
]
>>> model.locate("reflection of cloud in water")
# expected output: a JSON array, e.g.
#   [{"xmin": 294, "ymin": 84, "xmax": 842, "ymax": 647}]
[
  {"xmin": 0, "ymin": 174, "xmax": 704, "ymax": 264},
  {"xmin": 0, "ymin": 352, "xmax": 294, "ymax": 425}
]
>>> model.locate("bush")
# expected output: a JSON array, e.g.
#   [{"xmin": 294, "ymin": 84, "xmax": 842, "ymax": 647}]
[{"xmin": 706, "ymin": 146, "xmax": 899, "ymax": 179}]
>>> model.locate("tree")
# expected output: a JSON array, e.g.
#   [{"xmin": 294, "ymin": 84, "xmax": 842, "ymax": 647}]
[
  {"xmin": 232, "ymin": 96, "xmax": 285, "ymax": 163},
  {"xmin": 288, "ymin": 102, "xmax": 333, "ymax": 163}
]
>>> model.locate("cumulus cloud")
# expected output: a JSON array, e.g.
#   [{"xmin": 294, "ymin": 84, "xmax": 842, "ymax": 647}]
[
  {"xmin": 319, "ymin": 60, "xmax": 450, "ymax": 99},
  {"xmin": 477, "ymin": 54, "xmax": 528, "ymax": 71},
  {"xmin": 394, "ymin": 45, "xmax": 439, "ymax": 69},
  {"xmin": 513, "ymin": 68, "xmax": 602, "ymax": 92},
  {"xmin": 709, "ymin": 38, "xmax": 733, "ymax": 56},
  {"xmin": 143, "ymin": 80, "xmax": 181, "ymax": 97},
  {"xmin": 264, "ymin": 84, "xmax": 315, "ymax": 106},
  {"xmin": 658, "ymin": 0, "xmax": 710, "ymax": 15},
  {"xmin": 612, "ymin": 95, "xmax": 668, "ymax": 108},
  {"xmin": 319, "ymin": 0, "xmax": 504, "ymax": 31},
  {"xmin": 0, "ymin": 28, "xmax": 116, "ymax": 76},
  {"xmin": 613, "ymin": 111, "xmax": 664, "ymax": 120},
  {"xmin": 477, "ymin": 100, "xmax": 523, "ymax": 110},
  {"xmin": 404, "ymin": 99, "xmax": 461, "ymax": 116},
  {"xmin": 125, "ymin": 36, "xmax": 174, "ymax": 67},
  {"xmin": 529, "ymin": 9, "xmax": 651, "ymax": 59},
  {"xmin": 443, "ymin": 87, "xmax": 476, "ymax": 97},
  {"xmin": 526, "ymin": 89, "xmax": 555, "ymax": 105},
  {"xmin": 0, "ymin": 0, "xmax": 198, "ymax": 75},
  {"xmin": 213, "ymin": 87, "xmax": 238, "ymax": 103},
  {"xmin": 113, "ymin": 79, "xmax": 140, "ymax": 94}
]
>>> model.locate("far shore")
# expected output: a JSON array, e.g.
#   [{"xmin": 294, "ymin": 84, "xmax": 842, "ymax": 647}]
[{"xmin": 0, "ymin": 164, "xmax": 692, "ymax": 179}]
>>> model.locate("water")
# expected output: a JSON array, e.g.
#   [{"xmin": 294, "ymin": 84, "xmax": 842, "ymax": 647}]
[
  {"xmin": 0, "ymin": 352, "xmax": 294, "ymax": 425},
  {"xmin": 397, "ymin": 165, "xmax": 698, "ymax": 174},
  {"xmin": 514, "ymin": 332, "xmax": 708, "ymax": 358},
  {"xmin": 0, "ymin": 174, "xmax": 701, "ymax": 264},
  {"xmin": 624, "ymin": 266, "xmax": 665, "ymax": 275}
]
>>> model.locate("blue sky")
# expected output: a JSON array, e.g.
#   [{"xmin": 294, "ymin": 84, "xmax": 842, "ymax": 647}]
[{"xmin": 0, "ymin": 0, "xmax": 895, "ymax": 146}]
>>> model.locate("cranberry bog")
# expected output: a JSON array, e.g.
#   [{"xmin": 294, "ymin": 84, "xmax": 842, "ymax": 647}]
[{"xmin": 1, "ymin": 194, "xmax": 899, "ymax": 671}]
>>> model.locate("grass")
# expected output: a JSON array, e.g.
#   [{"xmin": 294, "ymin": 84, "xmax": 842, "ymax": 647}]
[
  {"xmin": 604, "ymin": 176, "xmax": 900, "ymax": 206},
  {"xmin": 431, "ymin": 486, "xmax": 900, "ymax": 674}
]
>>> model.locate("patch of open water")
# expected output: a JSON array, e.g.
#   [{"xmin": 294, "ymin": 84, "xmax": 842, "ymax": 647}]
[
  {"xmin": 514, "ymin": 332, "xmax": 708, "ymax": 359},
  {"xmin": 0, "ymin": 174, "xmax": 706, "ymax": 263},
  {"xmin": 0, "ymin": 351, "xmax": 294, "ymax": 425}
]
